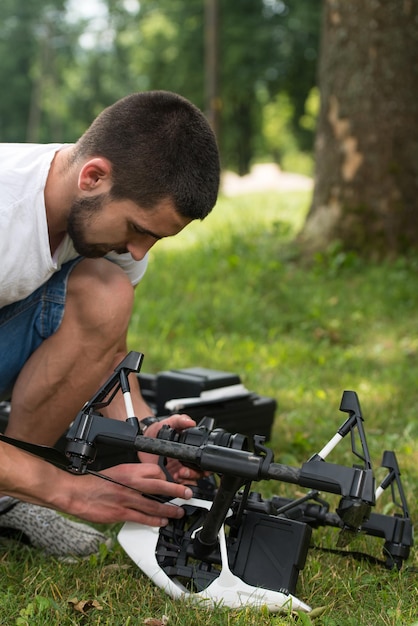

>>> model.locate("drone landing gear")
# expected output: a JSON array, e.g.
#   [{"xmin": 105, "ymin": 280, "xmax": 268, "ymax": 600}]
[{"xmin": 118, "ymin": 495, "xmax": 312, "ymax": 613}]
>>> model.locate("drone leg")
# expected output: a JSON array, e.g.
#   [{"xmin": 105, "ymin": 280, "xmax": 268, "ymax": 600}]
[{"xmin": 192, "ymin": 474, "xmax": 244, "ymax": 559}]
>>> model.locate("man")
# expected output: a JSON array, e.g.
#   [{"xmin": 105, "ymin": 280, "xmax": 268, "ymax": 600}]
[{"xmin": 0, "ymin": 90, "xmax": 220, "ymax": 557}]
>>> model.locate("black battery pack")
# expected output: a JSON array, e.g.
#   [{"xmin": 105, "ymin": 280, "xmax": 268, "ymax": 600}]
[{"xmin": 230, "ymin": 511, "xmax": 312, "ymax": 595}]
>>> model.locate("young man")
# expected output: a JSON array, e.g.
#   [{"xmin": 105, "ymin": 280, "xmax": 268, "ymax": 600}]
[{"xmin": 0, "ymin": 90, "xmax": 220, "ymax": 556}]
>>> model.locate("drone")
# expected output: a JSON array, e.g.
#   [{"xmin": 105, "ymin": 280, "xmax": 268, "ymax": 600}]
[{"xmin": 0, "ymin": 352, "xmax": 414, "ymax": 614}]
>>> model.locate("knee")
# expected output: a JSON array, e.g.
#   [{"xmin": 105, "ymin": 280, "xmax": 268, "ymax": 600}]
[{"xmin": 66, "ymin": 259, "xmax": 135, "ymax": 339}]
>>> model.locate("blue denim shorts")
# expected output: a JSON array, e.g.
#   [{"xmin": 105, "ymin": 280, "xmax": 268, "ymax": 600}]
[{"xmin": 0, "ymin": 259, "xmax": 82, "ymax": 399}]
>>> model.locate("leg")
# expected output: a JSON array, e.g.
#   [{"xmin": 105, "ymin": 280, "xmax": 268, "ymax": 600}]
[{"xmin": 6, "ymin": 258, "xmax": 134, "ymax": 445}]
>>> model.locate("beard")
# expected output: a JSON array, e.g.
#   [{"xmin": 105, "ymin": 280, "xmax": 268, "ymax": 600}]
[{"xmin": 67, "ymin": 194, "xmax": 127, "ymax": 258}]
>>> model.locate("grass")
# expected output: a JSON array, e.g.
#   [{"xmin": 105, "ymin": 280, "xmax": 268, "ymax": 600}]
[{"xmin": 1, "ymin": 189, "xmax": 417, "ymax": 625}]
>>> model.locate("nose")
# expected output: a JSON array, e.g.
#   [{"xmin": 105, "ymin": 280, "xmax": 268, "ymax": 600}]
[{"xmin": 126, "ymin": 237, "xmax": 157, "ymax": 261}]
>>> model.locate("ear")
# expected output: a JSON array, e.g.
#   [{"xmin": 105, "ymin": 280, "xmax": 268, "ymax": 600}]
[{"xmin": 78, "ymin": 157, "xmax": 112, "ymax": 192}]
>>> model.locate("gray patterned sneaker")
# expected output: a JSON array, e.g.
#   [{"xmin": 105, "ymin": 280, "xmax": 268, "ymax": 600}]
[{"xmin": 0, "ymin": 498, "xmax": 112, "ymax": 557}]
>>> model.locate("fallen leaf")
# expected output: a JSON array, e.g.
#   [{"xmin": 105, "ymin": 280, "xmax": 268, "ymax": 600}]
[
  {"xmin": 102, "ymin": 563, "xmax": 132, "ymax": 572},
  {"xmin": 68, "ymin": 597, "xmax": 103, "ymax": 614}
]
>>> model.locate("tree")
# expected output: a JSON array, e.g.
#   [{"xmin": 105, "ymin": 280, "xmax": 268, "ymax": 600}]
[
  {"xmin": 0, "ymin": 0, "xmax": 75, "ymax": 142},
  {"xmin": 0, "ymin": 0, "xmax": 41, "ymax": 141},
  {"xmin": 115, "ymin": 0, "xmax": 321, "ymax": 174},
  {"xmin": 0, "ymin": 0, "xmax": 321, "ymax": 168},
  {"xmin": 0, "ymin": 0, "xmax": 321, "ymax": 170},
  {"xmin": 217, "ymin": 0, "xmax": 321, "ymax": 173},
  {"xmin": 299, "ymin": 0, "xmax": 418, "ymax": 258}
]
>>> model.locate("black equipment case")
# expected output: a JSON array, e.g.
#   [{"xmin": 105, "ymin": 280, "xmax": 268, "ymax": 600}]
[{"xmin": 138, "ymin": 366, "xmax": 276, "ymax": 440}]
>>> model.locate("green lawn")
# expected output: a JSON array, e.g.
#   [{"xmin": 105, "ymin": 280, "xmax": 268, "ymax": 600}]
[{"xmin": 1, "ymin": 189, "xmax": 417, "ymax": 625}]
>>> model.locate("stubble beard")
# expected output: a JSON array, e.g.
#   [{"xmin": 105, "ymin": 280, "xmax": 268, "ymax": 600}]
[{"xmin": 67, "ymin": 194, "xmax": 127, "ymax": 258}]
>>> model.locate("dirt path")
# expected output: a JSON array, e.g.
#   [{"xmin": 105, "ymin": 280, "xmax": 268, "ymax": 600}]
[{"xmin": 221, "ymin": 163, "xmax": 313, "ymax": 195}]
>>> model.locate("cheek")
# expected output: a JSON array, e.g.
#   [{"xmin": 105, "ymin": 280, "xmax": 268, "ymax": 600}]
[{"xmin": 91, "ymin": 216, "xmax": 128, "ymax": 240}]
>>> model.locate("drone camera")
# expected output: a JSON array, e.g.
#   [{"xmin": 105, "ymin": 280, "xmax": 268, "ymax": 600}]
[{"xmin": 157, "ymin": 420, "xmax": 249, "ymax": 452}]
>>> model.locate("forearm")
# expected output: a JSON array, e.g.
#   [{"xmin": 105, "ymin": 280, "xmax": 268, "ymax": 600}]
[
  {"xmin": 0, "ymin": 441, "xmax": 194, "ymax": 525},
  {"xmin": 1, "ymin": 441, "xmax": 74, "ymax": 511}
]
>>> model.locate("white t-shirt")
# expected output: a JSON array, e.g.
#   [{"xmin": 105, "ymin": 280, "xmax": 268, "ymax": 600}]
[{"xmin": 0, "ymin": 143, "xmax": 148, "ymax": 309}]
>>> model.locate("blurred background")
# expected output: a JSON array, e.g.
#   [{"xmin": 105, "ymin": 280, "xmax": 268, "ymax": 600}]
[
  {"xmin": 0, "ymin": 0, "xmax": 319, "ymax": 176},
  {"xmin": 2, "ymin": 0, "xmax": 416, "ymax": 258}
]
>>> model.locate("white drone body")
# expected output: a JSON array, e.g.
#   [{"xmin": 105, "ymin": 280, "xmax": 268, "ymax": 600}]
[{"xmin": 118, "ymin": 497, "xmax": 311, "ymax": 614}]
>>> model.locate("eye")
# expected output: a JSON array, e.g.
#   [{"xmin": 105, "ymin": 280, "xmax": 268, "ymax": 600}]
[
  {"xmin": 130, "ymin": 222, "xmax": 141, "ymax": 234},
  {"xmin": 129, "ymin": 222, "xmax": 161, "ymax": 241},
  {"xmin": 130, "ymin": 223, "xmax": 147, "ymax": 236}
]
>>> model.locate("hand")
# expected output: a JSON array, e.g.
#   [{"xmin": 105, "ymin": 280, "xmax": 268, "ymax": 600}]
[
  {"xmin": 140, "ymin": 414, "xmax": 205, "ymax": 483},
  {"xmin": 66, "ymin": 462, "xmax": 193, "ymax": 526}
]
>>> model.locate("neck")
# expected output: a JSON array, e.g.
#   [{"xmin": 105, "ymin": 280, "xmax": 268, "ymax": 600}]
[{"xmin": 44, "ymin": 146, "xmax": 77, "ymax": 254}]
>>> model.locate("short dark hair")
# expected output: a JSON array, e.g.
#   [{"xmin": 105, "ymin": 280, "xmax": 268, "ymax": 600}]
[{"xmin": 73, "ymin": 91, "xmax": 220, "ymax": 219}]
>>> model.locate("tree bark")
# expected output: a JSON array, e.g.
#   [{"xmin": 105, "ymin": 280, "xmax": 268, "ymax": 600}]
[{"xmin": 299, "ymin": 0, "xmax": 418, "ymax": 258}]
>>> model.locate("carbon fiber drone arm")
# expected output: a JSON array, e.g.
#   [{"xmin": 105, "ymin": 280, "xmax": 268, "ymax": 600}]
[{"xmin": 66, "ymin": 390, "xmax": 376, "ymax": 544}]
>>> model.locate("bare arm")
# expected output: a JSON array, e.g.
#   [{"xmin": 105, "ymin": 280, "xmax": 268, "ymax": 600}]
[{"xmin": 1, "ymin": 440, "xmax": 193, "ymax": 526}]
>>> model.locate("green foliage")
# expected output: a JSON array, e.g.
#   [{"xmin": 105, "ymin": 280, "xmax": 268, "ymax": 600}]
[
  {"xmin": 217, "ymin": 0, "xmax": 321, "ymax": 172},
  {"xmin": 0, "ymin": 0, "xmax": 321, "ymax": 169},
  {"xmin": 299, "ymin": 87, "xmax": 320, "ymax": 132},
  {"xmin": 260, "ymin": 90, "xmax": 315, "ymax": 174},
  {"xmin": 262, "ymin": 92, "xmax": 296, "ymax": 163},
  {"xmin": 15, "ymin": 595, "xmax": 59, "ymax": 625},
  {"xmin": 0, "ymin": 0, "xmax": 78, "ymax": 142}
]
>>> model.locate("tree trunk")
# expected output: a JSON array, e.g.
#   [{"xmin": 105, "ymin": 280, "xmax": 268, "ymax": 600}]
[{"xmin": 299, "ymin": 0, "xmax": 418, "ymax": 258}]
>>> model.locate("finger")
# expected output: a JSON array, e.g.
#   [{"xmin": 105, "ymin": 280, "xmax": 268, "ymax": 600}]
[
  {"xmin": 176, "ymin": 465, "xmax": 203, "ymax": 479},
  {"xmin": 165, "ymin": 458, "xmax": 205, "ymax": 480},
  {"xmin": 120, "ymin": 489, "xmax": 192, "ymax": 526},
  {"xmin": 104, "ymin": 463, "xmax": 194, "ymax": 500},
  {"xmin": 145, "ymin": 414, "xmax": 196, "ymax": 438},
  {"xmin": 104, "ymin": 462, "xmax": 166, "ymax": 483},
  {"xmin": 138, "ymin": 479, "xmax": 194, "ymax": 501},
  {"xmin": 173, "ymin": 467, "xmax": 199, "ymax": 481},
  {"xmin": 164, "ymin": 414, "xmax": 196, "ymax": 431},
  {"xmin": 120, "ymin": 504, "xmax": 182, "ymax": 527}
]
